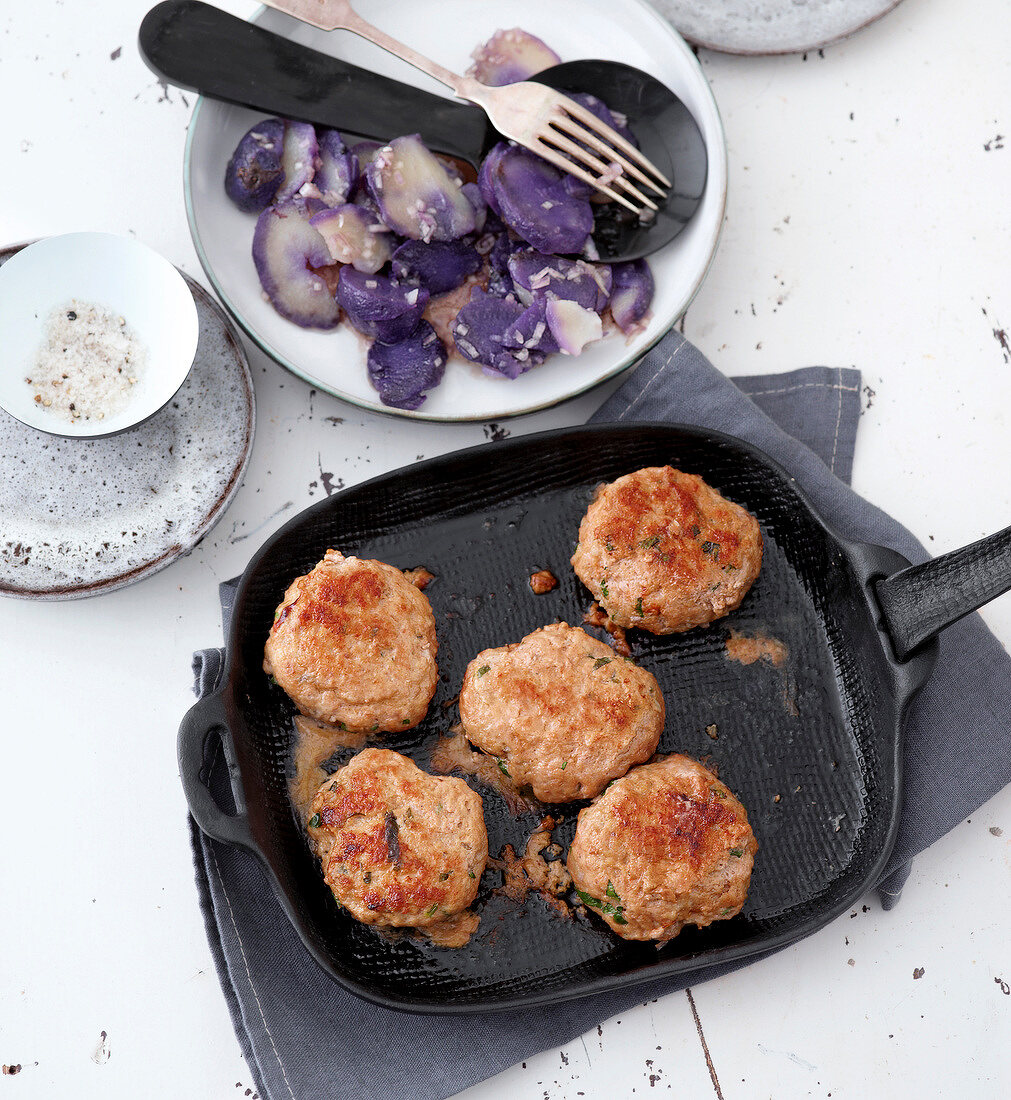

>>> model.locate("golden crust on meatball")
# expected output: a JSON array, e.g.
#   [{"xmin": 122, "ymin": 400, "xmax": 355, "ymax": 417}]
[
  {"xmin": 567, "ymin": 754, "xmax": 757, "ymax": 940},
  {"xmin": 458, "ymin": 622, "xmax": 664, "ymax": 803},
  {"xmin": 263, "ymin": 550, "xmax": 438, "ymax": 732},
  {"xmin": 571, "ymin": 466, "xmax": 762, "ymax": 634},
  {"xmin": 308, "ymin": 748, "xmax": 487, "ymax": 928}
]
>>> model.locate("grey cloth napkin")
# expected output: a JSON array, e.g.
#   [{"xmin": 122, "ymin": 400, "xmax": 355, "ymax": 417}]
[{"xmin": 189, "ymin": 333, "xmax": 1011, "ymax": 1100}]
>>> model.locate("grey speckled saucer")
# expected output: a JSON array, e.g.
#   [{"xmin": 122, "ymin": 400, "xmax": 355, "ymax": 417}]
[
  {"xmin": 0, "ymin": 244, "xmax": 254, "ymax": 600},
  {"xmin": 649, "ymin": 0, "xmax": 905, "ymax": 55}
]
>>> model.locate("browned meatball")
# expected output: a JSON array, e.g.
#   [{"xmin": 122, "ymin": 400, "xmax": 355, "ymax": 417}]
[
  {"xmin": 263, "ymin": 550, "xmax": 438, "ymax": 732},
  {"xmin": 458, "ymin": 622, "xmax": 664, "ymax": 803},
  {"xmin": 567, "ymin": 754, "xmax": 757, "ymax": 940},
  {"xmin": 571, "ymin": 466, "xmax": 762, "ymax": 634},
  {"xmin": 308, "ymin": 748, "xmax": 487, "ymax": 929}
]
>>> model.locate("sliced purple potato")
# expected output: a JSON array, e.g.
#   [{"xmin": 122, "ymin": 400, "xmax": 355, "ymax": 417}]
[
  {"xmin": 478, "ymin": 142, "xmax": 510, "ymax": 216},
  {"xmin": 435, "ymin": 154, "xmax": 467, "ymax": 186},
  {"xmin": 312, "ymin": 152, "xmax": 357, "ymax": 205},
  {"xmin": 336, "ymin": 267, "xmax": 430, "ymax": 344},
  {"xmin": 501, "ymin": 296, "xmax": 559, "ymax": 355},
  {"xmin": 366, "ymin": 135, "xmax": 477, "ymax": 242},
  {"xmin": 275, "ymin": 120, "xmax": 318, "ymax": 205},
  {"xmin": 313, "ymin": 129, "xmax": 357, "ymax": 206},
  {"xmin": 466, "ymin": 28, "xmax": 561, "ymax": 86},
  {"xmin": 296, "ymin": 193, "xmax": 329, "ymax": 219},
  {"xmin": 366, "ymin": 320, "xmax": 447, "ymax": 411},
  {"xmin": 310, "ymin": 204, "xmax": 392, "ymax": 275},
  {"xmin": 486, "ymin": 232, "xmax": 524, "ymax": 298},
  {"xmin": 252, "ymin": 203, "xmax": 341, "ymax": 329},
  {"xmin": 391, "ymin": 239, "xmax": 482, "ymax": 295},
  {"xmin": 488, "ymin": 146, "xmax": 593, "ymax": 255},
  {"xmin": 451, "ymin": 288, "xmax": 546, "ymax": 379},
  {"xmin": 318, "ymin": 128, "xmax": 345, "ymax": 154},
  {"xmin": 608, "ymin": 259, "xmax": 655, "ymax": 333},
  {"xmin": 507, "ymin": 250, "xmax": 611, "ymax": 311},
  {"xmin": 224, "ymin": 118, "xmax": 285, "ymax": 213},
  {"xmin": 471, "ymin": 211, "xmax": 508, "ymax": 267},
  {"xmin": 350, "ymin": 140, "xmax": 383, "ymax": 169},
  {"xmin": 347, "ymin": 184, "xmax": 384, "ymax": 224},
  {"xmin": 461, "ymin": 182, "xmax": 487, "ymax": 232},
  {"xmin": 347, "ymin": 143, "xmax": 380, "ymax": 208},
  {"xmin": 545, "ymin": 299, "xmax": 603, "ymax": 355},
  {"xmin": 562, "ymin": 173, "xmax": 594, "ymax": 202}
]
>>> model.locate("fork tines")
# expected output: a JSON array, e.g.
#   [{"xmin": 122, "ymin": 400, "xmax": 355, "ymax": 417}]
[{"xmin": 534, "ymin": 97, "xmax": 671, "ymax": 217}]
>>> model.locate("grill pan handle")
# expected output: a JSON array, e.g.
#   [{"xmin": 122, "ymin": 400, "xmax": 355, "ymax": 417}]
[
  {"xmin": 178, "ymin": 690, "xmax": 257, "ymax": 851},
  {"xmin": 874, "ymin": 524, "xmax": 1011, "ymax": 661}
]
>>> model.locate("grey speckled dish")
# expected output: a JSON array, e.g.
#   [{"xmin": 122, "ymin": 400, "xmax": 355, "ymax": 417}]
[
  {"xmin": 650, "ymin": 0, "xmax": 905, "ymax": 55},
  {"xmin": 0, "ymin": 243, "xmax": 254, "ymax": 600}
]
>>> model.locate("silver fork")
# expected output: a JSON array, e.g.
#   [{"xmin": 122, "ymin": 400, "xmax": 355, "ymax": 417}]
[{"xmin": 261, "ymin": 0, "xmax": 670, "ymax": 215}]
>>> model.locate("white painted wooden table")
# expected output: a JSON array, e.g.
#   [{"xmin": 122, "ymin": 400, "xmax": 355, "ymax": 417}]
[{"xmin": 2, "ymin": 1, "xmax": 1009, "ymax": 1096}]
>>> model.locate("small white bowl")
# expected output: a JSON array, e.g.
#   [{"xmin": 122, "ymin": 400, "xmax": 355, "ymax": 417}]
[{"xmin": 0, "ymin": 233, "xmax": 199, "ymax": 438}]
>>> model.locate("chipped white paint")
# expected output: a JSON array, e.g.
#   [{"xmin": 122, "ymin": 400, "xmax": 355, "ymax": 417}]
[
  {"xmin": 1, "ymin": 1, "xmax": 1009, "ymax": 1099},
  {"xmin": 90, "ymin": 1031, "xmax": 111, "ymax": 1066}
]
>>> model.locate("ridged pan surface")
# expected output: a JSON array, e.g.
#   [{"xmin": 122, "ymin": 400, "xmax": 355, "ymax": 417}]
[{"xmin": 220, "ymin": 425, "xmax": 903, "ymax": 1010}]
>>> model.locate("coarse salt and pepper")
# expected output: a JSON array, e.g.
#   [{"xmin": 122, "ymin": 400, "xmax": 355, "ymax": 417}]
[{"xmin": 25, "ymin": 299, "xmax": 147, "ymax": 423}]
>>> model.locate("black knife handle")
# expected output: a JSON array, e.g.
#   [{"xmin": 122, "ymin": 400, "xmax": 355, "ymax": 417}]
[{"xmin": 138, "ymin": 0, "xmax": 490, "ymax": 164}]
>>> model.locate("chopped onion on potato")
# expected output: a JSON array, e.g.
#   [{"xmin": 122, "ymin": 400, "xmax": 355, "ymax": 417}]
[
  {"xmin": 366, "ymin": 134, "xmax": 478, "ymax": 242},
  {"xmin": 367, "ymin": 320, "xmax": 447, "ymax": 410},
  {"xmin": 311, "ymin": 204, "xmax": 392, "ymax": 275},
  {"xmin": 223, "ymin": 20, "xmax": 656, "ymax": 409},
  {"xmin": 224, "ymin": 118, "xmax": 285, "ymax": 213},
  {"xmin": 337, "ymin": 267, "xmax": 430, "ymax": 344},
  {"xmin": 467, "ymin": 28, "xmax": 561, "ymax": 86}
]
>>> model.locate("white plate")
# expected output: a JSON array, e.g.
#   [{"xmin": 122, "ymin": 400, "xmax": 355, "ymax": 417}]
[{"xmin": 184, "ymin": 0, "xmax": 727, "ymax": 421}]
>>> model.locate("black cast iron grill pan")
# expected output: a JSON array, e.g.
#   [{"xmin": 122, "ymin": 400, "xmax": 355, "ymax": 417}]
[{"xmin": 179, "ymin": 424, "xmax": 1011, "ymax": 1012}]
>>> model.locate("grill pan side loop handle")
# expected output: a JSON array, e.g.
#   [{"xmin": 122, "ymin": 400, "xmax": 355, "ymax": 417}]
[
  {"xmin": 178, "ymin": 690, "xmax": 257, "ymax": 852},
  {"xmin": 874, "ymin": 524, "xmax": 1011, "ymax": 661},
  {"xmin": 137, "ymin": 0, "xmax": 489, "ymax": 164}
]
